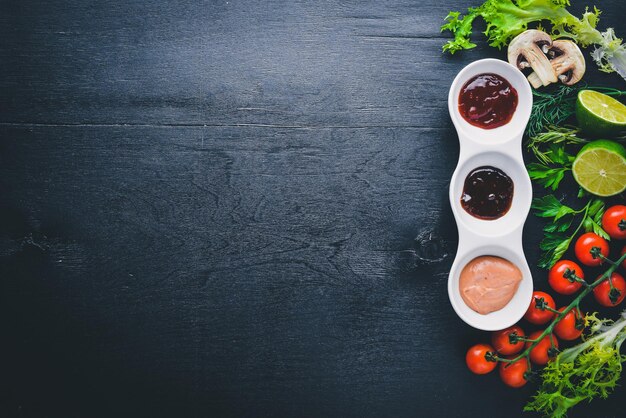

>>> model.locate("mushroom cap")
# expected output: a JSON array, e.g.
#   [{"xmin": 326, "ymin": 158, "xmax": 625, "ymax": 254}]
[
  {"xmin": 507, "ymin": 30, "xmax": 553, "ymax": 63},
  {"xmin": 550, "ymin": 40, "xmax": 586, "ymax": 85},
  {"xmin": 507, "ymin": 29, "xmax": 556, "ymax": 86}
]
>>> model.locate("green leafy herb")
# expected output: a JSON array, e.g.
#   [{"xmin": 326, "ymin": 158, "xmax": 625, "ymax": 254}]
[
  {"xmin": 525, "ymin": 311, "xmax": 626, "ymax": 418},
  {"xmin": 527, "ymin": 163, "xmax": 569, "ymax": 191},
  {"xmin": 527, "ymin": 142, "xmax": 575, "ymax": 190},
  {"xmin": 440, "ymin": 0, "xmax": 626, "ymax": 80},
  {"xmin": 529, "ymin": 85, "xmax": 626, "ymax": 137},
  {"xmin": 532, "ymin": 196, "xmax": 608, "ymax": 268}
]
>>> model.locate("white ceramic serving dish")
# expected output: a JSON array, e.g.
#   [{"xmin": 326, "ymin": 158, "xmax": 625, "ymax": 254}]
[{"xmin": 447, "ymin": 58, "xmax": 534, "ymax": 331}]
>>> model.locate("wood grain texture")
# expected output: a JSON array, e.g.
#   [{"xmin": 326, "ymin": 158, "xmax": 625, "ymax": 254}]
[{"xmin": 1, "ymin": 0, "xmax": 626, "ymax": 417}]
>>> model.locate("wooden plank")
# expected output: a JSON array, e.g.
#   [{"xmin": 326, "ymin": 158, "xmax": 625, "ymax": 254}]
[{"xmin": 2, "ymin": 0, "xmax": 622, "ymax": 126}]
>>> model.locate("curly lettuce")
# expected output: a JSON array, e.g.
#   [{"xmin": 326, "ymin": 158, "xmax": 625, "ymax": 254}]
[
  {"xmin": 441, "ymin": 0, "xmax": 626, "ymax": 80},
  {"xmin": 524, "ymin": 311, "xmax": 626, "ymax": 418}
]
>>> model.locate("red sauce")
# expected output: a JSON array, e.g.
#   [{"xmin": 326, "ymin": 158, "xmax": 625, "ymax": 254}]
[{"xmin": 458, "ymin": 73, "xmax": 518, "ymax": 129}]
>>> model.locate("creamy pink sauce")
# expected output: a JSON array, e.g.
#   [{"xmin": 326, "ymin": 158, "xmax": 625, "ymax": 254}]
[{"xmin": 459, "ymin": 256, "xmax": 522, "ymax": 315}]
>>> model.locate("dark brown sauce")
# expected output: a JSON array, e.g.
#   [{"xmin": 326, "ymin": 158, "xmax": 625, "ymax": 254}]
[
  {"xmin": 461, "ymin": 166, "xmax": 513, "ymax": 220},
  {"xmin": 458, "ymin": 73, "xmax": 518, "ymax": 129}
]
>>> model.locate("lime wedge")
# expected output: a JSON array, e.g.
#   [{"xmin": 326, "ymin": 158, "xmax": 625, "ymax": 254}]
[
  {"xmin": 576, "ymin": 90, "xmax": 626, "ymax": 137},
  {"xmin": 572, "ymin": 140, "xmax": 626, "ymax": 197}
]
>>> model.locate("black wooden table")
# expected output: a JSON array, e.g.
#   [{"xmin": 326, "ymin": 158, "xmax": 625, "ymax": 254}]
[{"xmin": 2, "ymin": 1, "xmax": 626, "ymax": 417}]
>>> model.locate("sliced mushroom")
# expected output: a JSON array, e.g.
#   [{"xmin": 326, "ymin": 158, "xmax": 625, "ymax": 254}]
[
  {"xmin": 527, "ymin": 40, "xmax": 586, "ymax": 87},
  {"xmin": 508, "ymin": 30, "xmax": 557, "ymax": 88}
]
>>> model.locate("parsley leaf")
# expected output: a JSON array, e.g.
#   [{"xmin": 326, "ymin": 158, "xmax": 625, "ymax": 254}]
[
  {"xmin": 527, "ymin": 145, "xmax": 573, "ymax": 191},
  {"xmin": 527, "ymin": 164, "xmax": 569, "ymax": 191},
  {"xmin": 532, "ymin": 196, "xmax": 609, "ymax": 269}
]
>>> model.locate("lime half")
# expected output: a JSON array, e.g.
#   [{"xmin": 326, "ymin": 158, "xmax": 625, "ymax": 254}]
[
  {"xmin": 572, "ymin": 140, "xmax": 626, "ymax": 197},
  {"xmin": 576, "ymin": 90, "xmax": 626, "ymax": 137}
]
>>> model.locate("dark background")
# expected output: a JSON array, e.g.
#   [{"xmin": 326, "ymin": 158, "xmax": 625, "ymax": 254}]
[{"xmin": 2, "ymin": 1, "xmax": 626, "ymax": 417}]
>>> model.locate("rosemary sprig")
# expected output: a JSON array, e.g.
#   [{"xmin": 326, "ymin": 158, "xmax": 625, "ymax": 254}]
[{"xmin": 526, "ymin": 126, "xmax": 587, "ymax": 165}]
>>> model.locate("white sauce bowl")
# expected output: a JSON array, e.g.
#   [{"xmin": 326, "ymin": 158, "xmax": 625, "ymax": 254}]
[{"xmin": 447, "ymin": 58, "xmax": 534, "ymax": 331}]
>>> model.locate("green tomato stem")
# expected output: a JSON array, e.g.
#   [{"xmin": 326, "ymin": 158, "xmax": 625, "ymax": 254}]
[
  {"xmin": 544, "ymin": 306, "xmax": 561, "ymax": 315},
  {"xmin": 549, "ymin": 334, "xmax": 558, "ymax": 355},
  {"xmin": 564, "ymin": 268, "xmax": 587, "ymax": 286},
  {"xmin": 597, "ymin": 252, "xmax": 617, "ymax": 267}
]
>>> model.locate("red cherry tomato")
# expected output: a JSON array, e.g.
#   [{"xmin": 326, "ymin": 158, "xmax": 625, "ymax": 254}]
[
  {"xmin": 548, "ymin": 260, "xmax": 584, "ymax": 295},
  {"xmin": 491, "ymin": 325, "xmax": 525, "ymax": 355},
  {"xmin": 526, "ymin": 331, "xmax": 558, "ymax": 366},
  {"xmin": 466, "ymin": 344, "xmax": 498, "ymax": 375},
  {"xmin": 554, "ymin": 307, "xmax": 584, "ymax": 341},
  {"xmin": 499, "ymin": 357, "xmax": 529, "ymax": 388},
  {"xmin": 574, "ymin": 232, "xmax": 609, "ymax": 267},
  {"xmin": 524, "ymin": 291, "xmax": 556, "ymax": 325},
  {"xmin": 593, "ymin": 272, "xmax": 626, "ymax": 307},
  {"xmin": 602, "ymin": 205, "xmax": 626, "ymax": 240}
]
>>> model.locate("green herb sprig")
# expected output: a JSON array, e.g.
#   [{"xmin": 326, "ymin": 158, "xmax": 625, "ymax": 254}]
[
  {"xmin": 527, "ymin": 143, "xmax": 574, "ymax": 191},
  {"xmin": 526, "ymin": 126, "xmax": 586, "ymax": 166},
  {"xmin": 532, "ymin": 196, "xmax": 608, "ymax": 269}
]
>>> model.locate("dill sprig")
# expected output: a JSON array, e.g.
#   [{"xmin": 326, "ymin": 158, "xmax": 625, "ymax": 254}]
[{"xmin": 528, "ymin": 84, "xmax": 626, "ymax": 138}]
